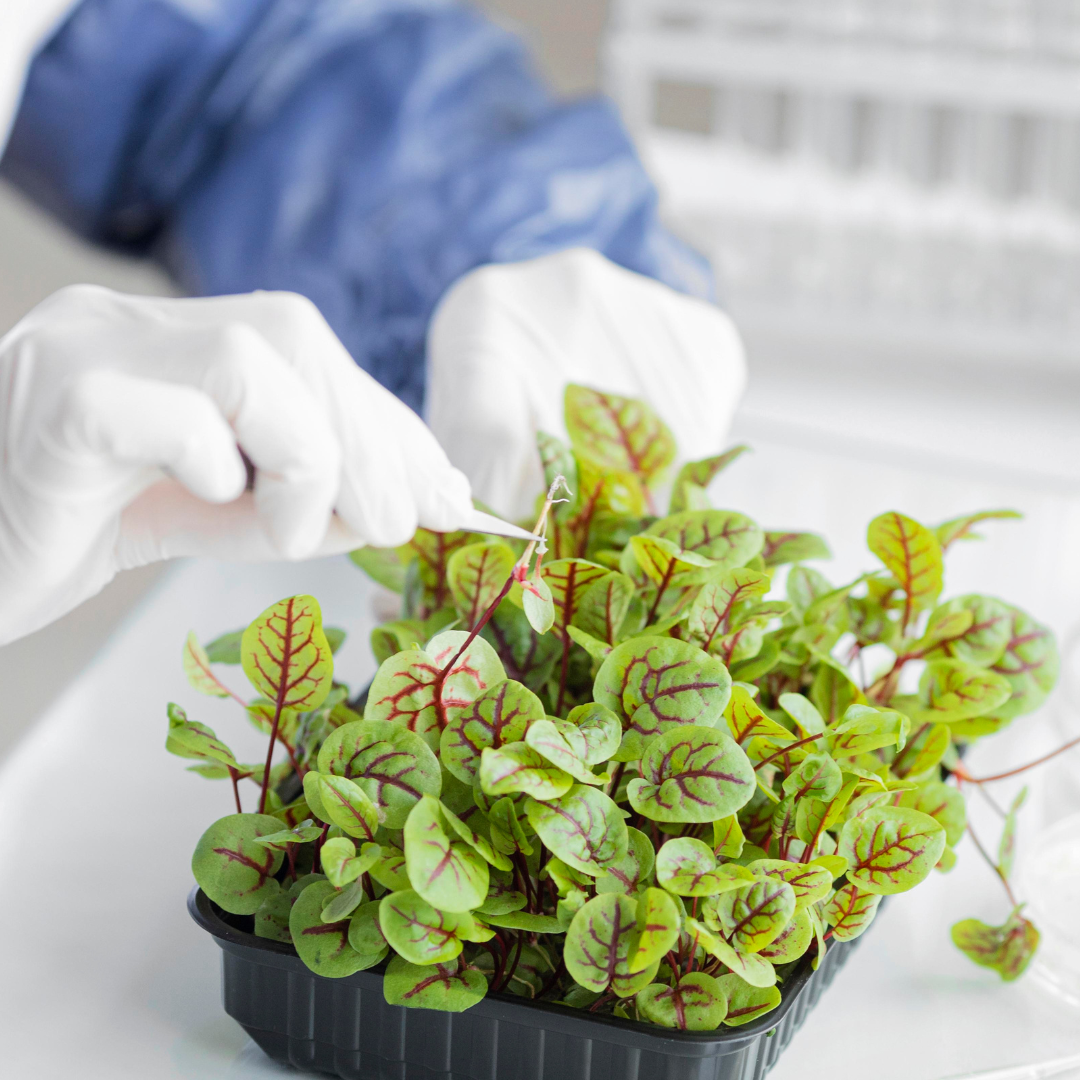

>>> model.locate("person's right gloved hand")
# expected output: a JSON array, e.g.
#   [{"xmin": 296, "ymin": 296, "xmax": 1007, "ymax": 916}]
[{"xmin": 0, "ymin": 285, "xmax": 478, "ymax": 646}]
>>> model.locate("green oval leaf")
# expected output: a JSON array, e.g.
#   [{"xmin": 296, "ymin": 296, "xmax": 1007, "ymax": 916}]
[
  {"xmin": 403, "ymin": 795, "xmax": 488, "ymax": 911},
  {"xmin": 526, "ymin": 785, "xmax": 629, "ymax": 875},
  {"xmin": 923, "ymin": 595, "xmax": 1012, "ymax": 666},
  {"xmin": 824, "ymin": 882, "xmax": 882, "ymax": 941},
  {"xmin": 838, "ymin": 805, "xmax": 946, "ymax": 895},
  {"xmin": 369, "ymin": 844, "xmax": 411, "ymax": 892},
  {"xmin": 479, "ymin": 743, "xmax": 573, "ymax": 801},
  {"xmin": 687, "ymin": 569, "xmax": 771, "ymax": 655},
  {"xmin": 379, "ymin": 889, "xmax": 479, "ymax": 965},
  {"xmin": 565, "ymin": 893, "xmax": 659, "ymax": 996},
  {"xmin": 447, "ymin": 541, "xmax": 516, "ymax": 630},
  {"xmin": 716, "ymin": 974, "xmax": 782, "ymax": 1026},
  {"xmin": 757, "ymin": 907, "xmax": 813, "ymax": 964},
  {"xmin": 348, "ymin": 898, "xmax": 388, "ymax": 955},
  {"xmin": 192, "ymin": 813, "xmax": 284, "ymax": 916},
  {"xmin": 646, "ymin": 510, "xmax": 764, "ymax": 569},
  {"xmin": 524, "ymin": 719, "xmax": 606, "ymax": 786},
  {"xmin": 572, "ymin": 572, "xmax": 635, "ymax": 645},
  {"xmin": 711, "ymin": 878, "xmax": 796, "ymax": 953},
  {"xmin": 637, "ymin": 972, "xmax": 727, "ymax": 1030},
  {"xmin": 165, "ymin": 705, "xmax": 238, "ymax": 769},
  {"xmin": 320, "ymin": 838, "xmax": 381, "ymax": 888},
  {"xmin": 917, "ymin": 660, "xmax": 1013, "ymax": 724},
  {"xmin": 626, "ymin": 886, "xmax": 681, "ymax": 972},
  {"xmin": 655, "ymin": 837, "xmax": 754, "ymax": 897},
  {"xmin": 290, "ymin": 880, "xmax": 384, "ymax": 977},
  {"xmin": 384, "ymin": 955, "xmax": 488, "ymax": 1011},
  {"xmin": 317, "ymin": 774, "xmax": 380, "ymax": 840},
  {"xmin": 596, "ymin": 827, "xmax": 656, "ymax": 895},
  {"xmin": 747, "ymin": 859, "xmax": 833, "ymax": 911},
  {"xmin": 481, "ymin": 910, "xmax": 564, "ymax": 933},
  {"xmin": 867, "ymin": 512, "xmax": 943, "ymax": 625},
  {"xmin": 566, "ymin": 703, "xmax": 623, "ymax": 765},
  {"xmin": 522, "ymin": 577, "xmax": 555, "ymax": 635},
  {"xmin": 990, "ymin": 605, "xmax": 1059, "ymax": 721}
]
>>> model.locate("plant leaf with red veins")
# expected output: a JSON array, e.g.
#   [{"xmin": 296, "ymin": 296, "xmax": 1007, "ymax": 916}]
[
  {"xmin": 934, "ymin": 509, "xmax": 1021, "ymax": 552},
  {"xmin": 646, "ymin": 510, "xmax": 764, "ymax": 570},
  {"xmin": 685, "ymin": 918, "xmax": 776, "ymax": 987},
  {"xmin": 951, "ymin": 909, "xmax": 1039, "ymax": 981},
  {"xmin": 182, "ymin": 631, "xmax": 231, "ymax": 698},
  {"xmin": 887, "ymin": 780, "xmax": 967, "ymax": 847},
  {"xmin": 595, "ymin": 637, "xmax": 732, "ymax": 761},
  {"xmin": 316, "ymin": 719, "xmax": 441, "ymax": 829},
  {"xmin": 637, "ymin": 972, "xmax": 728, "ymax": 1030},
  {"xmin": 989, "ymin": 604, "xmax": 1059, "ymax": 720},
  {"xmin": 565, "ymin": 384, "xmax": 676, "ymax": 489},
  {"xmin": 629, "ymin": 725, "xmax": 755, "ymax": 823},
  {"xmin": 867, "ymin": 512, "xmax": 943, "ymax": 627},
  {"xmin": 687, "ymin": 568, "xmax": 771, "ymax": 654},
  {"xmin": 838, "ymin": 805, "xmax": 946, "ymax": 895},
  {"xmin": 712, "ymin": 878, "xmax": 796, "ymax": 953},
  {"xmin": 756, "ymin": 908, "xmax": 813, "ymax": 963},
  {"xmin": 165, "ymin": 704, "xmax": 238, "ymax": 770},
  {"xmin": 537, "ymin": 430, "xmax": 579, "ymax": 522},
  {"xmin": 596, "ymin": 827, "xmax": 656, "ymax": 895},
  {"xmin": 626, "ymin": 886, "xmax": 681, "ymax": 972},
  {"xmin": 655, "ymin": 836, "xmax": 753, "ymax": 897},
  {"xmin": 542, "ymin": 558, "xmax": 610, "ymax": 646},
  {"xmin": 916, "ymin": 659, "xmax": 1013, "ymax": 724},
  {"xmin": 439, "ymin": 679, "xmax": 543, "ymax": 784},
  {"xmin": 723, "ymin": 685, "xmax": 793, "ymax": 750},
  {"xmin": 403, "ymin": 528, "xmax": 485, "ymax": 613},
  {"xmin": 241, "ymin": 595, "xmax": 334, "ymax": 713},
  {"xmin": 526, "ymin": 784, "xmax": 628, "ymax": 875},
  {"xmin": 669, "ymin": 445, "xmax": 750, "ymax": 514},
  {"xmin": 824, "ymin": 882, "xmax": 882, "ymax": 941},
  {"xmin": 717, "ymin": 974, "xmax": 782, "ymax": 1026},
  {"xmin": 572, "ymin": 571, "xmax": 635, "ymax": 644},
  {"xmin": 365, "ymin": 631, "xmax": 505, "ymax": 751},
  {"xmin": 290, "ymin": 880, "xmax": 385, "ymax": 977},
  {"xmin": 384, "ymin": 955, "xmax": 488, "ymax": 1011},
  {"xmin": 760, "ymin": 531, "xmax": 831, "ymax": 567},
  {"xmin": 479, "ymin": 743, "xmax": 573, "ymax": 801},
  {"xmin": 565, "ymin": 702, "xmax": 623, "ymax": 765},
  {"xmin": 748, "ymin": 859, "xmax": 833, "ymax": 911},
  {"xmin": 565, "ymin": 893, "xmax": 658, "ymax": 996},
  {"xmin": 379, "ymin": 888, "xmax": 486, "ymax": 965},
  {"xmin": 627, "ymin": 535, "xmax": 715, "ymax": 587},
  {"xmin": 316, "ymin": 774, "xmax": 380, "ymax": 840},
  {"xmin": 922, "ymin": 595, "xmax": 1012, "ymax": 666},
  {"xmin": 192, "ymin": 813, "xmax": 285, "ymax": 915},
  {"xmin": 525, "ymin": 719, "xmax": 607, "ymax": 785},
  {"xmin": 446, "ymin": 541, "xmax": 516, "ymax": 630},
  {"xmin": 403, "ymin": 795, "xmax": 488, "ymax": 912}
]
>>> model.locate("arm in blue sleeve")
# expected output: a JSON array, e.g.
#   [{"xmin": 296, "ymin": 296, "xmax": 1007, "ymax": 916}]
[{"xmin": 1, "ymin": 0, "xmax": 714, "ymax": 412}]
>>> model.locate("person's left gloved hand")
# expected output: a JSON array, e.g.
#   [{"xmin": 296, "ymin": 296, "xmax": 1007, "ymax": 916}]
[{"xmin": 426, "ymin": 248, "xmax": 748, "ymax": 520}]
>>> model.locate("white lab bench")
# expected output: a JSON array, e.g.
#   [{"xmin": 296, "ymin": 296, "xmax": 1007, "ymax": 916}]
[{"xmin": 2, "ymin": 433, "xmax": 1080, "ymax": 1079}]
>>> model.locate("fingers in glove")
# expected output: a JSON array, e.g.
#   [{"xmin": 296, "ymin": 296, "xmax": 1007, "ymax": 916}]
[{"xmin": 58, "ymin": 369, "xmax": 245, "ymax": 503}]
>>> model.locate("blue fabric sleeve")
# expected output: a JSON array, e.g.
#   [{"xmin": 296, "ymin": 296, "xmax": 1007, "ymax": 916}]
[{"xmin": 1, "ymin": 0, "xmax": 714, "ymax": 411}]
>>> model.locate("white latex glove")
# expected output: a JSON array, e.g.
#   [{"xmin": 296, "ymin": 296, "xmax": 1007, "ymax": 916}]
[
  {"xmin": 426, "ymin": 248, "xmax": 747, "ymax": 520},
  {"xmin": 0, "ymin": 285, "xmax": 482, "ymax": 645}
]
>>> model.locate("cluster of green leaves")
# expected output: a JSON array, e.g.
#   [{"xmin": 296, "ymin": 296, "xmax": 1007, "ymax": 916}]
[{"xmin": 175, "ymin": 385, "xmax": 1058, "ymax": 1030}]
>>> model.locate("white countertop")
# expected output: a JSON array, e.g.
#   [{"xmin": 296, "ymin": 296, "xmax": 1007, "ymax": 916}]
[{"xmin": 3, "ymin": 435, "xmax": 1080, "ymax": 1079}]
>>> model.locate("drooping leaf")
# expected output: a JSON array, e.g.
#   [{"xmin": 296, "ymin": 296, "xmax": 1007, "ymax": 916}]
[
  {"xmin": 365, "ymin": 630, "xmax": 505, "ymax": 751},
  {"xmin": 761, "ymin": 531, "xmax": 830, "ymax": 567},
  {"xmin": 595, "ymin": 637, "xmax": 732, "ymax": 761},
  {"xmin": 711, "ymin": 878, "xmax": 796, "ymax": 953},
  {"xmin": 565, "ymin": 893, "xmax": 658, "ymax": 996},
  {"xmin": 182, "ymin": 632, "xmax": 231, "ymax": 697},
  {"xmin": 669, "ymin": 446, "xmax": 749, "ymax": 514},
  {"xmin": 379, "ymin": 889, "xmax": 489, "ymax": 966},
  {"xmin": 951, "ymin": 909, "xmax": 1039, "ymax": 981},
  {"xmin": 838, "ymin": 805, "xmax": 946, "ymax": 895},
  {"xmin": 522, "ymin": 577, "xmax": 555, "ymax": 635},
  {"xmin": 318, "ymin": 719, "xmax": 441, "ymax": 829},
  {"xmin": 990, "ymin": 605, "xmax": 1059, "ymax": 721},
  {"xmin": 526, "ymin": 785, "xmax": 628, "ymax": 875},
  {"xmin": 629, "ymin": 725, "xmax": 755, "ymax": 823},
  {"xmin": 403, "ymin": 795, "xmax": 488, "ymax": 911},
  {"xmin": 384, "ymin": 955, "xmax": 488, "ymax": 1011},
  {"xmin": 655, "ymin": 837, "xmax": 753, "ymax": 896},
  {"xmin": 447, "ymin": 542, "xmax": 516, "ymax": 630},
  {"xmin": 646, "ymin": 510, "xmax": 764, "ymax": 570},
  {"xmin": 291, "ymin": 880, "xmax": 385, "ymax": 977},
  {"xmin": 716, "ymin": 974, "xmax": 782, "ymax": 1026},
  {"xmin": 935, "ymin": 509, "xmax": 1021, "ymax": 552},
  {"xmin": 192, "ymin": 813, "xmax": 284, "ymax": 915},
  {"xmin": 867, "ymin": 512, "xmax": 943, "ymax": 627},
  {"xmin": 636, "ymin": 972, "xmax": 727, "ymax": 1030},
  {"xmin": 241, "ymin": 595, "xmax": 334, "ymax": 713},
  {"xmin": 824, "ymin": 882, "xmax": 882, "ymax": 942}
]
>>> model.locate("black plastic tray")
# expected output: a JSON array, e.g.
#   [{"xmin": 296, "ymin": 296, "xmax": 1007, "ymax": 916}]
[{"xmin": 190, "ymin": 888, "xmax": 863, "ymax": 1080}]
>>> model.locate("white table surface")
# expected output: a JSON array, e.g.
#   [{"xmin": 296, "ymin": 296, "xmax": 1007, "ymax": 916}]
[{"xmin": 3, "ymin": 436, "xmax": 1080, "ymax": 1080}]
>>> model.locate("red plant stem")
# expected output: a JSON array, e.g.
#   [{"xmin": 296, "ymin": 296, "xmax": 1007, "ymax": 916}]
[
  {"xmin": 228, "ymin": 767, "xmax": 242, "ymax": 814},
  {"xmin": 645, "ymin": 561, "xmax": 677, "ymax": 626},
  {"xmin": 286, "ymin": 843, "xmax": 297, "ymax": 882},
  {"xmin": 538, "ymin": 957, "xmax": 565, "ymax": 1000},
  {"xmin": 498, "ymin": 930, "xmax": 526, "ymax": 993},
  {"xmin": 962, "ymin": 807, "xmax": 1018, "ymax": 908},
  {"xmin": 258, "ymin": 702, "xmax": 285, "ymax": 814},
  {"xmin": 588, "ymin": 990, "xmax": 615, "ymax": 1013},
  {"xmin": 488, "ymin": 936, "xmax": 508, "ymax": 991},
  {"xmin": 957, "ymin": 732, "xmax": 1080, "ymax": 784}
]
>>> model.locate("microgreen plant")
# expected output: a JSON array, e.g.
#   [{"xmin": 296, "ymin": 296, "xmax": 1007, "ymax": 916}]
[{"xmin": 176, "ymin": 384, "xmax": 1062, "ymax": 1030}]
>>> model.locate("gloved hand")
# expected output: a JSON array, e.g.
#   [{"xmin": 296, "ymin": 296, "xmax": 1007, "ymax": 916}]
[
  {"xmin": 0, "ymin": 285, "xmax": 478, "ymax": 645},
  {"xmin": 426, "ymin": 248, "xmax": 748, "ymax": 520}
]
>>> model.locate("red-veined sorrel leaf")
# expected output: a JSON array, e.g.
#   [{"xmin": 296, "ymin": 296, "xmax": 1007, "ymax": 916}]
[
  {"xmin": 760, "ymin": 531, "xmax": 830, "ymax": 567},
  {"xmin": 253, "ymin": 821, "xmax": 324, "ymax": 850},
  {"xmin": 165, "ymin": 704, "xmax": 238, "ymax": 770},
  {"xmin": 403, "ymin": 795, "xmax": 488, "ymax": 911},
  {"xmin": 916, "ymin": 659, "xmax": 1012, "ymax": 724},
  {"xmin": 526, "ymin": 784, "xmax": 628, "ymax": 875},
  {"xmin": 320, "ymin": 837, "xmax": 381, "ymax": 888},
  {"xmin": 713, "ymin": 815, "xmax": 746, "ymax": 858},
  {"xmin": 595, "ymin": 637, "xmax": 732, "ymax": 761},
  {"xmin": 892, "ymin": 722, "xmax": 951, "ymax": 779},
  {"xmin": 378, "ymin": 889, "xmax": 488, "ymax": 966},
  {"xmin": 203, "ymin": 628, "xmax": 244, "ymax": 664},
  {"xmin": 371, "ymin": 619, "xmax": 424, "ymax": 665},
  {"xmin": 951, "ymin": 909, "xmax": 1039, "ymax": 981},
  {"xmin": 886, "ymin": 780, "xmax": 967, "ymax": 847},
  {"xmin": 684, "ymin": 918, "xmax": 776, "ymax": 988},
  {"xmin": 824, "ymin": 882, "xmax": 882, "ymax": 942},
  {"xmin": 596, "ymin": 827, "xmax": 655, "ymax": 895},
  {"xmin": 669, "ymin": 446, "xmax": 750, "ymax": 514},
  {"xmin": 402, "ymin": 527, "xmax": 484, "ymax": 613},
  {"xmin": 829, "ymin": 704, "xmax": 909, "ymax": 757},
  {"xmin": 934, "ymin": 509, "xmax": 1021, "ymax": 552},
  {"xmin": 565, "ymin": 893, "xmax": 658, "ymax": 996},
  {"xmin": 716, "ymin": 974, "xmax": 782, "ymax": 1027},
  {"xmin": 781, "ymin": 753, "xmax": 841, "ymax": 803},
  {"xmin": 348, "ymin": 898, "xmax": 388, "ymax": 957},
  {"xmin": 756, "ymin": 908, "xmax": 813, "ymax": 964},
  {"xmin": 320, "ymin": 879, "xmax": 369, "ymax": 923},
  {"xmin": 637, "ymin": 972, "xmax": 727, "ymax": 1030},
  {"xmin": 542, "ymin": 558, "xmax": 610, "ymax": 643},
  {"xmin": 349, "ymin": 545, "xmax": 408, "ymax": 593},
  {"xmin": 567, "ymin": 626, "xmax": 613, "ymax": 662},
  {"xmin": 525, "ymin": 719, "xmax": 606, "ymax": 785},
  {"xmin": 440, "ymin": 679, "xmax": 544, "ymax": 784},
  {"xmin": 447, "ymin": 541, "xmax": 516, "ymax": 630},
  {"xmin": 368, "ymin": 845, "xmax": 411, "ymax": 892},
  {"xmin": 315, "ymin": 774, "xmax": 380, "ymax": 840},
  {"xmin": 777, "ymin": 692, "xmax": 826, "ymax": 736},
  {"xmin": 290, "ymin": 880, "xmax": 385, "ymax": 977},
  {"xmin": 182, "ymin": 632, "xmax": 231, "ymax": 698},
  {"xmin": 481, "ymin": 910, "xmax": 564, "ymax": 933},
  {"xmin": 655, "ymin": 837, "xmax": 753, "ymax": 897},
  {"xmin": 867, "ymin": 512, "xmax": 943, "ymax": 627},
  {"xmin": 711, "ymin": 878, "xmax": 796, "ymax": 953},
  {"xmin": 384, "ymin": 955, "xmax": 488, "ymax": 1011},
  {"xmin": 838, "ymin": 805, "xmax": 946, "ymax": 895},
  {"xmin": 747, "ymin": 859, "xmax": 832, "ymax": 911},
  {"xmin": 566, "ymin": 702, "xmax": 622, "ymax": 765},
  {"xmin": 629, "ymin": 725, "xmax": 755, "ymax": 823},
  {"xmin": 810, "ymin": 657, "xmax": 866, "ymax": 724},
  {"xmin": 626, "ymin": 886, "xmax": 680, "ymax": 972},
  {"xmin": 990, "ymin": 604, "xmax": 1059, "ymax": 720},
  {"xmin": 487, "ymin": 795, "xmax": 533, "ymax": 856},
  {"xmin": 192, "ymin": 813, "xmax": 284, "ymax": 915},
  {"xmin": 241, "ymin": 595, "xmax": 334, "ymax": 712},
  {"xmin": 438, "ymin": 801, "xmax": 513, "ymax": 871},
  {"xmin": 923, "ymin": 595, "xmax": 1011, "ymax": 666},
  {"xmin": 723, "ymin": 685, "xmax": 792, "ymax": 751},
  {"xmin": 479, "ymin": 743, "xmax": 572, "ymax": 800},
  {"xmin": 564, "ymin": 383, "xmax": 676, "ymax": 489},
  {"xmin": 572, "ymin": 571, "xmax": 635, "ymax": 645},
  {"xmin": 475, "ymin": 869, "xmax": 527, "ymax": 916},
  {"xmin": 646, "ymin": 510, "xmax": 764, "ymax": 570},
  {"xmin": 687, "ymin": 568, "xmax": 770, "ymax": 654},
  {"xmin": 318, "ymin": 719, "xmax": 440, "ymax": 829},
  {"xmin": 522, "ymin": 576, "xmax": 555, "ymax": 635},
  {"xmin": 627, "ymin": 535, "xmax": 714, "ymax": 587},
  {"xmin": 365, "ymin": 630, "xmax": 505, "ymax": 751}
]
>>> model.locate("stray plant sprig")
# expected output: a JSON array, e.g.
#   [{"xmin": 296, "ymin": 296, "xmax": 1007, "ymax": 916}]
[{"xmin": 172, "ymin": 384, "xmax": 1060, "ymax": 1028}]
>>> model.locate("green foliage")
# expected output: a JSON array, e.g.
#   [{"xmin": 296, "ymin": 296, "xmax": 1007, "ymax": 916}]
[{"xmin": 176, "ymin": 387, "xmax": 1058, "ymax": 1028}]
